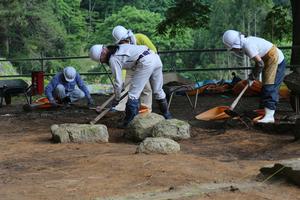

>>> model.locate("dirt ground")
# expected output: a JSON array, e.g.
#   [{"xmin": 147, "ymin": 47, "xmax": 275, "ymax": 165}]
[{"xmin": 0, "ymin": 93, "xmax": 299, "ymax": 200}]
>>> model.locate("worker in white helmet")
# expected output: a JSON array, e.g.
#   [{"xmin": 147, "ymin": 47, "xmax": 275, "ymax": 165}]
[
  {"xmin": 222, "ymin": 30, "xmax": 286, "ymax": 123},
  {"xmin": 89, "ymin": 44, "xmax": 172, "ymax": 126},
  {"xmin": 45, "ymin": 66, "xmax": 94, "ymax": 107},
  {"xmin": 111, "ymin": 25, "xmax": 157, "ymax": 112}
]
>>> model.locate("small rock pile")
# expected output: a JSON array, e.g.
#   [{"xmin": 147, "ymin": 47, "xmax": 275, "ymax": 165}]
[
  {"xmin": 49, "ymin": 113, "xmax": 191, "ymax": 155},
  {"xmin": 125, "ymin": 113, "xmax": 191, "ymax": 154}
]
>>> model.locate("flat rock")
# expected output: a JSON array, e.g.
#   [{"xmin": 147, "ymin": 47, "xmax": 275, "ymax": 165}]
[
  {"xmin": 124, "ymin": 113, "xmax": 165, "ymax": 142},
  {"xmin": 152, "ymin": 119, "xmax": 190, "ymax": 140},
  {"xmin": 136, "ymin": 137, "xmax": 180, "ymax": 154},
  {"xmin": 260, "ymin": 158, "xmax": 300, "ymax": 186},
  {"xmin": 51, "ymin": 123, "xmax": 109, "ymax": 143}
]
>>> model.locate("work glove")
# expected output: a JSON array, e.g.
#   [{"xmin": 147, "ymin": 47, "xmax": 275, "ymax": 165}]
[
  {"xmin": 247, "ymin": 79, "xmax": 254, "ymax": 87},
  {"xmin": 62, "ymin": 96, "xmax": 71, "ymax": 104},
  {"xmin": 110, "ymin": 98, "xmax": 120, "ymax": 112},
  {"xmin": 248, "ymin": 66, "xmax": 262, "ymax": 81},
  {"xmin": 249, "ymin": 61, "xmax": 264, "ymax": 80},
  {"xmin": 49, "ymin": 99, "xmax": 58, "ymax": 107},
  {"xmin": 111, "ymin": 99, "xmax": 120, "ymax": 107},
  {"xmin": 87, "ymin": 97, "xmax": 95, "ymax": 107},
  {"xmin": 248, "ymin": 72, "xmax": 256, "ymax": 81}
]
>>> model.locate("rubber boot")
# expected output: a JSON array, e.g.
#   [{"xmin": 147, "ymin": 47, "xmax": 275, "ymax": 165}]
[
  {"xmin": 123, "ymin": 98, "xmax": 140, "ymax": 127},
  {"xmin": 257, "ymin": 107, "xmax": 275, "ymax": 123},
  {"xmin": 156, "ymin": 98, "xmax": 172, "ymax": 119}
]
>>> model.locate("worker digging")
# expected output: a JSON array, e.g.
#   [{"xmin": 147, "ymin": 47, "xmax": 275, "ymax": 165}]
[
  {"xmin": 1, "ymin": 2, "xmax": 300, "ymax": 199},
  {"xmin": 111, "ymin": 25, "xmax": 157, "ymax": 113},
  {"xmin": 89, "ymin": 43, "xmax": 172, "ymax": 127},
  {"xmin": 222, "ymin": 30, "xmax": 286, "ymax": 123}
]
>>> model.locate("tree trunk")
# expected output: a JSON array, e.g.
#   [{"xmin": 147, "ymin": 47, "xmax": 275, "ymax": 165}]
[
  {"xmin": 0, "ymin": 26, "xmax": 9, "ymax": 57},
  {"xmin": 291, "ymin": 0, "xmax": 300, "ymax": 73}
]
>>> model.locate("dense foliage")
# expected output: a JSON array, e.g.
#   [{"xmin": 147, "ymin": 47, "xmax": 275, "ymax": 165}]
[{"xmin": 0, "ymin": 0, "xmax": 293, "ymax": 82}]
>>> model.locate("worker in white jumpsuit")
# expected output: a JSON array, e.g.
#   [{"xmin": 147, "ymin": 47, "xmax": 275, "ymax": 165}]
[
  {"xmin": 89, "ymin": 44, "xmax": 172, "ymax": 126},
  {"xmin": 112, "ymin": 25, "xmax": 156, "ymax": 112},
  {"xmin": 223, "ymin": 30, "xmax": 286, "ymax": 123}
]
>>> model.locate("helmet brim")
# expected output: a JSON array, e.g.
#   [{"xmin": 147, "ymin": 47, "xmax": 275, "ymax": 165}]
[
  {"xmin": 64, "ymin": 77, "xmax": 75, "ymax": 82},
  {"xmin": 63, "ymin": 72, "xmax": 75, "ymax": 82}
]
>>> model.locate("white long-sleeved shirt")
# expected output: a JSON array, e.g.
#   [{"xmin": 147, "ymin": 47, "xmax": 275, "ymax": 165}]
[
  {"xmin": 242, "ymin": 36, "xmax": 284, "ymax": 64},
  {"xmin": 109, "ymin": 44, "xmax": 149, "ymax": 99}
]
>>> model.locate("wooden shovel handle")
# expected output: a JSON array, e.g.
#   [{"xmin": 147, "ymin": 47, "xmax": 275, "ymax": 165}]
[
  {"xmin": 90, "ymin": 84, "xmax": 130, "ymax": 125},
  {"xmin": 95, "ymin": 84, "xmax": 130, "ymax": 113},
  {"xmin": 229, "ymin": 84, "xmax": 249, "ymax": 110}
]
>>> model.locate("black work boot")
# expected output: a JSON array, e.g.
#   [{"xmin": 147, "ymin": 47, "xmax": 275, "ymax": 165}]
[
  {"xmin": 156, "ymin": 98, "xmax": 172, "ymax": 119},
  {"xmin": 123, "ymin": 98, "xmax": 140, "ymax": 127}
]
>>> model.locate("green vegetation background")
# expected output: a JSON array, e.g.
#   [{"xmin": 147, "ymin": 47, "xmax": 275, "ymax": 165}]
[{"xmin": 0, "ymin": 0, "xmax": 292, "ymax": 83}]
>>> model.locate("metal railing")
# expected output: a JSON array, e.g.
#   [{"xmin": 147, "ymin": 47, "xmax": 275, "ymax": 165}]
[{"xmin": 0, "ymin": 46, "xmax": 299, "ymax": 80}]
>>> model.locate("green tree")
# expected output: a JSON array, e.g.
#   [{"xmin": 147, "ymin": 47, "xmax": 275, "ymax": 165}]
[
  {"xmin": 263, "ymin": 5, "xmax": 292, "ymax": 42},
  {"xmin": 53, "ymin": 0, "xmax": 87, "ymax": 54},
  {"xmin": 0, "ymin": 0, "xmax": 26, "ymax": 57},
  {"xmin": 156, "ymin": 0, "xmax": 210, "ymax": 37},
  {"xmin": 87, "ymin": 6, "xmax": 194, "ymax": 73},
  {"xmin": 90, "ymin": 6, "xmax": 193, "ymax": 51}
]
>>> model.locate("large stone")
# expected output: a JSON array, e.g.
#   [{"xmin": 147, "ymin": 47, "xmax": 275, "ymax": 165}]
[
  {"xmin": 51, "ymin": 123, "xmax": 109, "ymax": 143},
  {"xmin": 284, "ymin": 72, "xmax": 300, "ymax": 94},
  {"xmin": 124, "ymin": 113, "xmax": 165, "ymax": 142},
  {"xmin": 136, "ymin": 137, "xmax": 180, "ymax": 154},
  {"xmin": 152, "ymin": 119, "xmax": 190, "ymax": 140},
  {"xmin": 259, "ymin": 158, "xmax": 300, "ymax": 186}
]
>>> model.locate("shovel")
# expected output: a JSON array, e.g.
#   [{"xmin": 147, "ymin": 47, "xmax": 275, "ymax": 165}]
[
  {"xmin": 224, "ymin": 84, "xmax": 249, "ymax": 117},
  {"xmin": 195, "ymin": 84, "xmax": 249, "ymax": 121},
  {"xmin": 89, "ymin": 84, "xmax": 130, "ymax": 125}
]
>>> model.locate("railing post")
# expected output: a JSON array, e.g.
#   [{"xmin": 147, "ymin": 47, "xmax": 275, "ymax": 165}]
[{"xmin": 40, "ymin": 52, "xmax": 44, "ymax": 72}]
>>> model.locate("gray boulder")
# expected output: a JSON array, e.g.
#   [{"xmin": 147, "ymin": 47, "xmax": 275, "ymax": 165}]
[
  {"xmin": 124, "ymin": 113, "xmax": 165, "ymax": 142},
  {"xmin": 51, "ymin": 123, "xmax": 109, "ymax": 143},
  {"xmin": 152, "ymin": 119, "xmax": 190, "ymax": 140},
  {"xmin": 136, "ymin": 137, "xmax": 180, "ymax": 154}
]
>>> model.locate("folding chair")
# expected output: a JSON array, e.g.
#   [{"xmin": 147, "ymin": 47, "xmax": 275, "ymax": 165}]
[{"xmin": 163, "ymin": 72, "xmax": 198, "ymax": 110}]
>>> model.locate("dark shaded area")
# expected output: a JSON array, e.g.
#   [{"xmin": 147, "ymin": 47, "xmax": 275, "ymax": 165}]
[{"xmin": 291, "ymin": 0, "xmax": 300, "ymax": 73}]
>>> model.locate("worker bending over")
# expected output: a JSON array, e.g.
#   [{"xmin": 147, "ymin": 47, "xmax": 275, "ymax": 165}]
[
  {"xmin": 112, "ymin": 25, "xmax": 156, "ymax": 112},
  {"xmin": 223, "ymin": 30, "xmax": 286, "ymax": 123},
  {"xmin": 89, "ymin": 44, "xmax": 172, "ymax": 126},
  {"xmin": 45, "ymin": 66, "xmax": 94, "ymax": 107}
]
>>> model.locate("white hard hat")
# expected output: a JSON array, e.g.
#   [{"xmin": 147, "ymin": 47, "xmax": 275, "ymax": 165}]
[
  {"xmin": 222, "ymin": 30, "xmax": 242, "ymax": 50},
  {"xmin": 63, "ymin": 66, "xmax": 76, "ymax": 82},
  {"xmin": 112, "ymin": 25, "xmax": 129, "ymax": 44},
  {"xmin": 89, "ymin": 44, "xmax": 103, "ymax": 62}
]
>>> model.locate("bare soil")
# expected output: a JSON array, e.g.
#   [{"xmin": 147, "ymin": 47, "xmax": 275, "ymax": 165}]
[{"xmin": 0, "ymin": 94, "xmax": 299, "ymax": 200}]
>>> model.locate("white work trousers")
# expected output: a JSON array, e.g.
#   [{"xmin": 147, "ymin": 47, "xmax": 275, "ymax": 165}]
[
  {"xmin": 129, "ymin": 54, "xmax": 166, "ymax": 101},
  {"xmin": 55, "ymin": 84, "xmax": 85, "ymax": 102},
  {"xmin": 115, "ymin": 70, "xmax": 152, "ymax": 111}
]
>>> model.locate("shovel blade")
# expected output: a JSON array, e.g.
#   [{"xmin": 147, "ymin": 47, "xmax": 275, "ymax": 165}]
[{"xmin": 195, "ymin": 106, "xmax": 230, "ymax": 121}]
